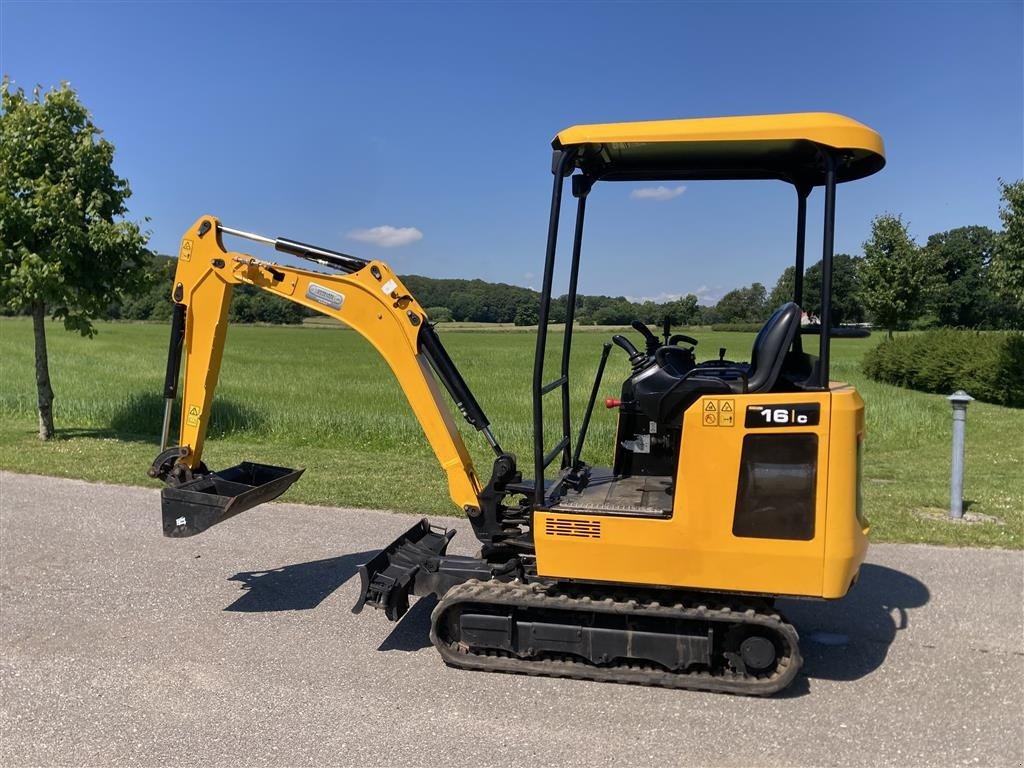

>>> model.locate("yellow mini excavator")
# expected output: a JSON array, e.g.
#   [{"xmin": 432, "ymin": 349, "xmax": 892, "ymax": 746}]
[{"xmin": 150, "ymin": 113, "xmax": 884, "ymax": 695}]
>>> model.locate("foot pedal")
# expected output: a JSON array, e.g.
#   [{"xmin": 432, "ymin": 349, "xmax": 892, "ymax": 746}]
[
  {"xmin": 161, "ymin": 461, "xmax": 304, "ymax": 538},
  {"xmin": 352, "ymin": 518, "xmax": 455, "ymax": 621}
]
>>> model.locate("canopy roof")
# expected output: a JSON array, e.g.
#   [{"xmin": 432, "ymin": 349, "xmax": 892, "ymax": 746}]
[{"xmin": 552, "ymin": 112, "xmax": 885, "ymax": 186}]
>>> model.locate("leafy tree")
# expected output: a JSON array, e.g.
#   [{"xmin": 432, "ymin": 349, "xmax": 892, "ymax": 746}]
[
  {"xmin": 513, "ymin": 303, "xmax": 538, "ymax": 326},
  {"xmin": 803, "ymin": 254, "xmax": 866, "ymax": 326},
  {"xmin": 0, "ymin": 80, "xmax": 149, "ymax": 438},
  {"xmin": 229, "ymin": 286, "xmax": 306, "ymax": 324},
  {"xmin": 117, "ymin": 253, "xmax": 176, "ymax": 321},
  {"xmin": 663, "ymin": 294, "xmax": 700, "ymax": 326},
  {"xmin": 858, "ymin": 215, "xmax": 930, "ymax": 338},
  {"xmin": 991, "ymin": 179, "xmax": 1024, "ymax": 317},
  {"xmin": 714, "ymin": 282, "xmax": 768, "ymax": 324},
  {"xmin": 923, "ymin": 226, "xmax": 997, "ymax": 328},
  {"xmin": 767, "ymin": 266, "xmax": 796, "ymax": 309},
  {"xmin": 424, "ymin": 306, "xmax": 453, "ymax": 323}
]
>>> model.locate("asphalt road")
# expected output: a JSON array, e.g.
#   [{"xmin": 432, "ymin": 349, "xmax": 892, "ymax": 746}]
[{"xmin": 1, "ymin": 471, "xmax": 1022, "ymax": 767}]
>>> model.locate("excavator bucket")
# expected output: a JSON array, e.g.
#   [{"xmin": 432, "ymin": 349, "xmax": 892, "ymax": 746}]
[{"xmin": 161, "ymin": 462, "xmax": 303, "ymax": 538}]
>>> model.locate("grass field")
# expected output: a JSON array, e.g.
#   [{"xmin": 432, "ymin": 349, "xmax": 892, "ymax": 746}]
[{"xmin": 1, "ymin": 317, "xmax": 1021, "ymax": 548}]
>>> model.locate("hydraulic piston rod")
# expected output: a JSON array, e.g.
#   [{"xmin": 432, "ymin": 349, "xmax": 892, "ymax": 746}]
[{"xmin": 217, "ymin": 224, "xmax": 367, "ymax": 273}]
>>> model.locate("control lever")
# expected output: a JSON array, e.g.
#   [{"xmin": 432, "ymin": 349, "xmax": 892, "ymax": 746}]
[
  {"xmin": 630, "ymin": 321, "xmax": 660, "ymax": 356},
  {"xmin": 611, "ymin": 335, "xmax": 648, "ymax": 371},
  {"xmin": 669, "ymin": 334, "xmax": 699, "ymax": 347}
]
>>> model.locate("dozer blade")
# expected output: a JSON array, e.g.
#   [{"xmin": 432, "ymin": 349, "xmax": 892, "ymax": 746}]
[
  {"xmin": 161, "ymin": 461, "xmax": 304, "ymax": 538},
  {"xmin": 352, "ymin": 518, "xmax": 455, "ymax": 621}
]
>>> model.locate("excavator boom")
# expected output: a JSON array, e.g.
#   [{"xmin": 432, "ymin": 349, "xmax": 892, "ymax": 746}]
[{"xmin": 150, "ymin": 215, "xmax": 491, "ymax": 536}]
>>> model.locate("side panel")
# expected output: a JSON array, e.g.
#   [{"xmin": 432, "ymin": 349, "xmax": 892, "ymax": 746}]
[
  {"xmin": 535, "ymin": 389, "xmax": 865, "ymax": 598},
  {"xmin": 821, "ymin": 386, "xmax": 869, "ymax": 598}
]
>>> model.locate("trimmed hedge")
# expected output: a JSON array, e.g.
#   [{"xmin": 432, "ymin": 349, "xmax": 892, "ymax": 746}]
[{"xmin": 862, "ymin": 330, "xmax": 1024, "ymax": 407}]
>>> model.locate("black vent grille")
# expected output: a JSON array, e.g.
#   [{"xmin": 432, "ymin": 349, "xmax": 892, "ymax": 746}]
[{"xmin": 544, "ymin": 517, "xmax": 601, "ymax": 538}]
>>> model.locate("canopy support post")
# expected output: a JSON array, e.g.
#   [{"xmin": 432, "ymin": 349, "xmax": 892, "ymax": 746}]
[{"xmin": 818, "ymin": 154, "xmax": 837, "ymax": 389}]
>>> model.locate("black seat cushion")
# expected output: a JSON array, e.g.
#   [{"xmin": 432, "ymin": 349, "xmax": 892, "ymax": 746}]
[
  {"xmin": 656, "ymin": 302, "xmax": 801, "ymax": 420},
  {"xmin": 746, "ymin": 302, "xmax": 801, "ymax": 393}
]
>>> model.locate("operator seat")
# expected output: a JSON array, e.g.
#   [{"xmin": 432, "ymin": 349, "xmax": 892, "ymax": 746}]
[{"xmin": 656, "ymin": 302, "xmax": 802, "ymax": 421}]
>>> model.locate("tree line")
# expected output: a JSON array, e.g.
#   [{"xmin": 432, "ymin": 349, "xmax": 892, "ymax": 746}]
[{"xmin": 27, "ymin": 178, "xmax": 1024, "ymax": 334}]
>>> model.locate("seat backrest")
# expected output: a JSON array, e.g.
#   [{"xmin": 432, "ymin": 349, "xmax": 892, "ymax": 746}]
[{"xmin": 746, "ymin": 303, "xmax": 801, "ymax": 393}]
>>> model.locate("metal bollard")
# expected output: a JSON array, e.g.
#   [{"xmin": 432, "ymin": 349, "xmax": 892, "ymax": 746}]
[{"xmin": 947, "ymin": 390, "xmax": 974, "ymax": 520}]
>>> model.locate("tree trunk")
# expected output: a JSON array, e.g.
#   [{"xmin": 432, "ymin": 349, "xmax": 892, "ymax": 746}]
[{"xmin": 32, "ymin": 301, "xmax": 56, "ymax": 440}]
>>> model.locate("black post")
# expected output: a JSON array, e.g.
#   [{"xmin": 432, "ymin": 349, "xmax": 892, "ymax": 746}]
[
  {"xmin": 819, "ymin": 154, "xmax": 837, "ymax": 389},
  {"xmin": 160, "ymin": 302, "xmax": 187, "ymax": 449},
  {"xmin": 573, "ymin": 342, "xmax": 612, "ymax": 469},
  {"xmin": 533, "ymin": 151, "xmax": 574, "ymax": 505},
  {"xmin": 559, "ymin": 177, "xmax": 591, "ymax": 468},
  {"xmin": 794, "ymin": 186, "xmax": 810, "ymax": 307}
]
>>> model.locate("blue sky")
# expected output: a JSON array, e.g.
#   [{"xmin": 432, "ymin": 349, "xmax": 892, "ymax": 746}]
[{"xmin": 2, "ymin": 1, "xmax": 1021, "ymax": 303}]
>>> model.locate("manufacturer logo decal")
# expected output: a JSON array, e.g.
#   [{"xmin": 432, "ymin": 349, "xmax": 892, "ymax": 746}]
[
  {"xmin": 306, "ymin": 282, "xmax": 345, "ymax": 310},
  {"xmin": 745, "ymin": 403, "xmax": 821, "ymax": 428}
]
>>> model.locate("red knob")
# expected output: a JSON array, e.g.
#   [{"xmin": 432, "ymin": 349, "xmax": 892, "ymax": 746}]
[{"xmin": 605, "ymin": 398, "xmax": 622, "ymax": 409}]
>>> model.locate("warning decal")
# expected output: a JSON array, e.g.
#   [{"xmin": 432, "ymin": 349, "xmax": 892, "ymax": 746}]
[
  {"xmin": 180, "ymin": 239, "xmax": 193, "ymax": 262},
  {"xmin": 186, "ymin": 404, "xmax": 202, "ymax": 427},
  {"xmin": 701, "ymin": 399, "xmax": 736, "ymax": 427}
]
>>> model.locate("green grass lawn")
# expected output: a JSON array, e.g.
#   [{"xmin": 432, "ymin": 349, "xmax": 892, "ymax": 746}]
[{"xmin": 1, "ymin": 317, "xmax": 1020, "ymax": 547}]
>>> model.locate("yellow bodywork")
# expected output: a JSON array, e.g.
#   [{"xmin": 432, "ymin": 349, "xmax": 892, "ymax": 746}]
[
  {"xmin": 555, "ymin": 112, "xmax": 885, "ymax": 159},
  {"xmin": 553, "ymin": 112, "xmax": 885, "ymax": 185},
  {"xmin": 534, "ymin": 387, "xmax": 868, "ymax": 600},
  {"xmin": 169, "ymin": 215, "xmax": 482, "ymax": 511},
  {"xmin": 169, "ymin": 212, "xmax": 868, "ymax": 603}
]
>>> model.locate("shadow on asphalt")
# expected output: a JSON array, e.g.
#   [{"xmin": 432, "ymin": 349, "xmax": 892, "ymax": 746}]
[
  {"xmin": 377, "ymin": 596, "xmax": 437, "ymax": 652},
  {"xmin": 780, "ymin": 563, "xmax": 930, "ymax": 686},
  {"xmin": 224, "ymin": 550, "xmax": 375, "ymax": 612},
  {"xmin": 222, "ymin": 554, "xmax": 930, "ymax": 690}
]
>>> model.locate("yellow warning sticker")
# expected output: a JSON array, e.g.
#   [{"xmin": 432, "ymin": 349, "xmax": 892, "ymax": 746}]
[
  {"xmin": 186, "ymin": 404, "xmax": 202, "ymax": 427},
  {"xmin": 181, "ymin": 239, "xmax": 193, "ymax": 262},
  {"xmin": 702, "ymin": 399, "xmax": 736, "ymax": 427}
]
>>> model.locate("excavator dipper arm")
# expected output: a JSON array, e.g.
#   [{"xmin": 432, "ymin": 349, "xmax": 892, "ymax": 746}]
[{"xmin": 151, "ymin": 215, "xmax": 492, "ymax": 535}]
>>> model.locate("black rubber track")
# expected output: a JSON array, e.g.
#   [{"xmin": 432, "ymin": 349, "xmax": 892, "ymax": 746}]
[{"xmin": 429, "ymin": 579, "xmax": 802, "ymax": 696}]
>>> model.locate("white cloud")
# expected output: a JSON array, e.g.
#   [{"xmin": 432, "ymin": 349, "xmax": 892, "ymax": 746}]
[
  {"xmin": 694, "ymin": 285, "xmax": 724, "ymax": 304},
  {"xmin": 630, "ymin": 185, "xmax": 687, "ymax": 201},
  {"xmin": 626, "ymin": 292, "xmax": 683, "ymax": 303},
  {"xmin": 346, "ymin": 225, "xmax": 423, "ymax": 247}
]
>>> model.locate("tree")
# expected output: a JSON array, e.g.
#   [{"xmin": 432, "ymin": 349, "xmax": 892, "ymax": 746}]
[
  {"xmin": 767, "ymin": 266, "xmax": 796, "ymax": 309},
  {"xmin": 923, "ymin": 226, "xmax": 997, "ymax": 328},
  {"xmin": 991, "ymin": 179, "xmax": 1024, "ymax": 318},
  {"xmin": 858, "ymin": 215, "xmax": 930, "ymax": 338},
  {"xmin": 663, "ymin": 294, "xmax": 700, "ymax": 326},
  {"xmin": 803, "ymin": 254, "xmax": 866, "ymax": 326},
  {"xmin": 424, "ymin": 306, "xmax": 453, "ymax": 323},
  {"xmin": 117, "ymin": 253, "xmax": 176, "ymax": 321},
  {"xmin": 0, "ymin": 80, "xmax": 149, "ymax": 438},
  {"xmin": 714, "ymin": 282, "xmax": 768, "ymax": 324}
]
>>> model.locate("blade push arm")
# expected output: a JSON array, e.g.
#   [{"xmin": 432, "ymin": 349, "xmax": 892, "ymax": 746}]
[{"xmin": 162, "ymin": 215, "xmax": 484, "ymax": 512}]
